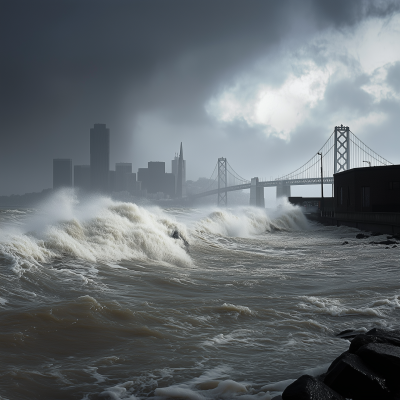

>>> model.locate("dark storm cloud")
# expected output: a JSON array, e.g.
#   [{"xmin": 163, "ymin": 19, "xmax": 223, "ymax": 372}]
[{"xmin": 0, "ymin": 0, "xmax": 399, "ymax": 194}]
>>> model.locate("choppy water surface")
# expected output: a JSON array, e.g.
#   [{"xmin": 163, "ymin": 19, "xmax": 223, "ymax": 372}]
[{"xmin": 0, "ymin": 190, "xmax": 399, "ymax": 400}]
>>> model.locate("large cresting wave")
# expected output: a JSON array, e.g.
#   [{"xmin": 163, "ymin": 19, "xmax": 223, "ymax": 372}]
[{"xmin": 0, "ymin": 190, "xmax": 191, "ymax": 274}]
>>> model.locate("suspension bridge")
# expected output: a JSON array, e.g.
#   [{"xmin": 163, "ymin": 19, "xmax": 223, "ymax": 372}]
[{"xmin": 186, "ymin": 125, "xmax": 393, "ymax": 206}]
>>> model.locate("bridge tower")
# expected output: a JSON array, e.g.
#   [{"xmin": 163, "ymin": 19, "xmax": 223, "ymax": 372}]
[
  {"xmin": 218, "ymin": 158, "xmax": 227, "ymax": 206},
  {"xmin": 334, "ymin": 125, "xmax": 350, "ymax": 173},
  {"xmin": 250, "ymin": 178, "xmax": 265, "ymax": 207}
]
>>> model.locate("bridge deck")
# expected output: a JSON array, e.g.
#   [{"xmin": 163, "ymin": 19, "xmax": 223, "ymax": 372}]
[{"xmin": 188, "ymin": 177, "xmax": 334, "ymax": 199}]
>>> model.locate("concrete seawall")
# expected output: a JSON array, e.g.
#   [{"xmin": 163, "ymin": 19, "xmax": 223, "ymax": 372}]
[{"xmin": 305, "ymin": 211, "xmax": 400, "ymax": 235}]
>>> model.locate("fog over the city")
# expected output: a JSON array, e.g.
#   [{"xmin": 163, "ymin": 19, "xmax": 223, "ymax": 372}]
[{"xmin": 1, "ymin": 0, "xmax": 400, "ymax": 197}]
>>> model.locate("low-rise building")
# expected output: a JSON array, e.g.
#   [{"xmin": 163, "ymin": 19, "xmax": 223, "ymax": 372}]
[{"xmin": 334, "ymin": 165, "xmax": 400, "ymax": 213}]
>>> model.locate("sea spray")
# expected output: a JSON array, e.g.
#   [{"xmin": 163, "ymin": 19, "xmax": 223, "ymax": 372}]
[
  {"xmin": 195, "ymin": 203, "xmax": 308, "ymax": 238},
  {"xmin": 0, "ymin": 190, "xmax": 192, "ymax": 273}
]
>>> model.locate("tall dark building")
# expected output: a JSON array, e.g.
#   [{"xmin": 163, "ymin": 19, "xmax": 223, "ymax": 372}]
[
  {"xmin": 172, "ymin": 143, "xmax": 186, "ymax": 198},
  {"xmin": 74, "ymin": 165, "xmax": 90, "ymax": 191},
  {"xmin": 90, "ymin": 124, "xmax": 110, "ymax": 192},
  {"xmin": 115, "ymin": 163, "xmax": 132, "ymax": 192},
  {"xmin": 53, "ymin": 159, "xmax": 72, "ymax": 189},
  {"xmin": 148, "ymin": 162, "xmax": 165, "ymax": 194}
]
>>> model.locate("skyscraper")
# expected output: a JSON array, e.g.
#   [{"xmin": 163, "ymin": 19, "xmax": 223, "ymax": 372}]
[
  {"xmin": 53, "ymin": 159, "xmax": 72, "ymax": 189},
  {"xmin": 90, "ymin": 124, "xmax": 110, "ymax": 193},
  {"xmin": 172, "ymin": 143, "xmax": 186, "ymax": 198},
  {"xmin": 148, "ymin": 162, "xmax": 165, "ymax": 194}
]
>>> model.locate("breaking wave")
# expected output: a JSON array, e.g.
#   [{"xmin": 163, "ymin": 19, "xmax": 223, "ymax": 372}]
[
  {"xmin": 195, "ymin": 203, "xmax": 308, "ymax": 237},
  {"xmin": 0, "ymin": 190, "xmax": 191, "ymax": 274}
]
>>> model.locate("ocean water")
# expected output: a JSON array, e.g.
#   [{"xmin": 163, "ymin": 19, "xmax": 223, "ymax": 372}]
[{"xmin": 0, "ymin": 189, "xmax": 399, "ymax": 400}]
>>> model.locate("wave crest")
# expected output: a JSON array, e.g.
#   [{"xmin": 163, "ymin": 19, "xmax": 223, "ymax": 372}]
[{"xmin": 0, "ymin": 190, "xmax": 191, "ymax": 273}]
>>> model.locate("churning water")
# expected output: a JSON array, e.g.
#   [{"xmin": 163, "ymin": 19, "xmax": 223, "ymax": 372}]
[{"xmin": 0, "ymin": 190, "xmax": 399, "ymax": 399}]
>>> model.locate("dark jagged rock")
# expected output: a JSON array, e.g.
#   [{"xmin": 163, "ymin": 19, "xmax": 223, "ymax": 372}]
[
  {"xmin": 371, "ymin": 232, "xmax": 383, "ymax": 236},
  {"xmin": 323, "ymin": 352, "xmax": 389, "ymax": 399},
  {"xmin": 282, "ymin": 375, "xmax": 344, "ymax": 400},
  {"xmin": 336, "ymin": 329, "xmax": 361, "ymax": 340},
  {"xmin": 350, "ymin": 334, "xmax": 399, "ymax": 354},
  {"xmin": 366, "ymin": 328, "xmax": 400, "ymax": 337},
  {"xmin": 357, "ymin": 343, "xmax": 400, "ymax": 381},
  {"xmin": 356, "ymin": 233, "xmax": 369, "ymax": 239},
  {"xmin": 393, "ymin": 245, "xmax": 397, "ymax": 248},
  {"xmin": 341, "ymin": 241, "xmax": 348, "ymax": 245},
  {"xmin": 327, "ymin": 352, "xmax": 350, "ymax": 372}
]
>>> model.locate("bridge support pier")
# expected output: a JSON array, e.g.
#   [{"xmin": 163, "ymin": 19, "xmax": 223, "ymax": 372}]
[
  {"xmin": 276, "ymin": 184, "xmax": 291, "ymax": 199},
  {"xmin": 250, "ymin": 178, "xmax": 265, "ymax": 207}
]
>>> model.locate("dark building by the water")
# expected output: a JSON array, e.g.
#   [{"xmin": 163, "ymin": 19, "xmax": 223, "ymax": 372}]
[
  {"xmin": 74, "ymin": 165, "xmax": 90, "ymax": 191},
  {"xmin": 115, "ymin": 163, "xmax": 132, "ymax": 192},
  {"xmin": 137, "ymin": 162, "xmax": 175, "ymax": 198},
  {"xmin": 53, "ymin": 159, "xmax": 72, "ymax": 189},
  {"xmin": 148, "ymin": 162, "xmax": 165, "ymax": 194},
  {"xmin": 137, "ymin": 168, "xmax": 149, "ymax": 191},
  {"xmin": 334, "ymin": 165, "xmax": 400, "ymax": 213},
  {"xmin": 90, "ymin": 124, "xmax": 110, "ymax": 193}
]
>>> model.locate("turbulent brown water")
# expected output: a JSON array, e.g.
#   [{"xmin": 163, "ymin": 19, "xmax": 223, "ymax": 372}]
[{"xmin": 0, "ymin": 189, "xmax": 399, "ymax": 400}]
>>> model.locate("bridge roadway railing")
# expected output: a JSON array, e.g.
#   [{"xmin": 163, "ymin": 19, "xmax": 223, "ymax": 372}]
[{"xmin": 187, "ymin": 177, "xmax": 334, "ymax": 199}]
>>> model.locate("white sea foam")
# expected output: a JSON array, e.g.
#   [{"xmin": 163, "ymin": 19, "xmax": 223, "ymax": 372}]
[
  {"xmin": 260, "ymin": 378, "xmax": 296, "ymax": 392},
  {"xmin": 298, "ymin": 296, "xmax": 385, "ymax": 317},
  {"xmin": 195, "ymin": 203, "xmax": 308, "ymax": 238},
  {"xmin": 0, "ymin": 190, "xmax": 192, "ymax": 274},
  {"xmin": 100, "ymin": 381, "xmax": 137, "ymax": 399},
  {"xmin": 155, "ymin": 380, "xmax": 248, "ymax": 400},
  {"xmin": 217, "ymin": 303, "xmax": 256, "ymax": 316}
]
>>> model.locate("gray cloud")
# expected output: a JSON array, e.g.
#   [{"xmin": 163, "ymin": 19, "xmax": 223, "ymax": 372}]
[
  {"xmin": 386, "ymin": 62, "xmax": 400, "ymax": 92},
  {"xmin": 0, "ymin": 0, "xmax": 399, "ymax": 195}
]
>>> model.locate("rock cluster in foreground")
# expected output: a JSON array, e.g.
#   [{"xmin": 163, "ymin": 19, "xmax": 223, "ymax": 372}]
[{"xmin": 278, "ymin": 328, "xmax": 400, "ymax": 400}]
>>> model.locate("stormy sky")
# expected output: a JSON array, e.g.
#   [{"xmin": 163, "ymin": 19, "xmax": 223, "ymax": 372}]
[{"xmin": 1, "ymin": 0, "xmax": 400, "ymax": 197}]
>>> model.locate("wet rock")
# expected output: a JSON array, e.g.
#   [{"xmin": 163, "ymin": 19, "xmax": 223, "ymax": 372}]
[
  {"xmin": 349, "ymin": 333, "xmax": 400, "ymax": 354},
  {"xmin": 356, "ymin": 233, "xmax": 369, "ymax": 239},
  {"xmin": 341, "ymin": 241, "xmax": 348, "ymax": 245},
  {"xmin": 349, "ymin": 328, "xmax": 400, "ymax": 354},
  {"xmin": 327, "ymin": 352, "xmax": 350, "ymax": 372},
  {"xmin": 323, "ymin": 352, "xmax": 389, "ymax": 399},
  {"xmin": 336, "ymin": 329, "xmax": 360, "ymax": 340},
  {"xmin": 366, "ymin": 328, "xmax": 400, "ymax": 337},
  {"xmin": 371, "ymin": 232, "xmax": 383, "ymax": 236},
  {"xmin": 393, "ymin": 245, "xmax": 397, "ymax": 248},
  {"xmin": 282, "ymin": 375, "xmax": 344, "ymax": 400},
  {"xmin": 356, "ymin": 343, "xmax": 400, "ymax": 382}
]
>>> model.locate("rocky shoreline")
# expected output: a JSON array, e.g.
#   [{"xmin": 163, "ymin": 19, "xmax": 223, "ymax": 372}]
[{"xmin": 271, "ymin": 327, "xmax": 400, "ymax": 400}]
